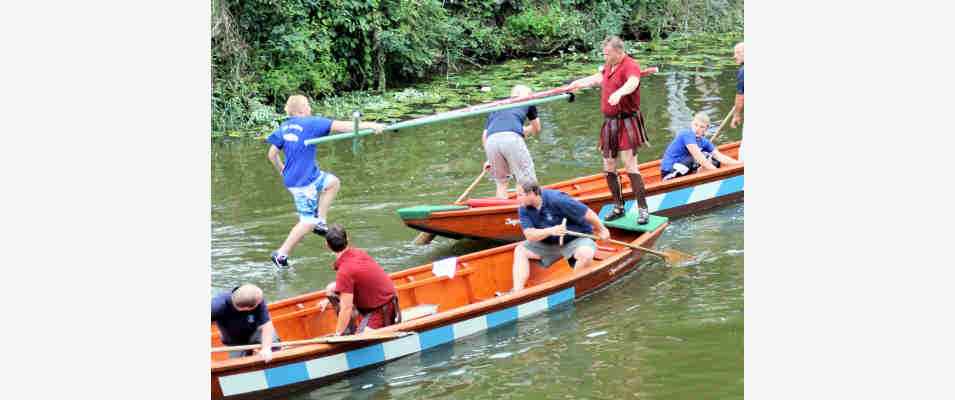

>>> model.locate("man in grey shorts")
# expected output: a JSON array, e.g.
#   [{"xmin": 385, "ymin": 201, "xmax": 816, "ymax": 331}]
[
  {"xmin": 509, "ymin": 181, "xmax": 611, "ymax": 293},
  {"xmin": 483, "ymin": 85, "xmax": 542, "ymax": 199}
]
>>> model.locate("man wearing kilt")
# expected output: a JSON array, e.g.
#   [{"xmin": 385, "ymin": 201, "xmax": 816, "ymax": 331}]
[{"xmin": 569, "ymin": 36, "xmax": 652, "ymax": 224}]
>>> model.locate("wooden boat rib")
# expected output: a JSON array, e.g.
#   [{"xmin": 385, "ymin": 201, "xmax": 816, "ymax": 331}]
[
  {"xmin": 399, "ymin": 141, "xmax": 743, "ymax": 242},
  {"xmin": 211, "ymin": 223, "xmax": 667, "ymax": 399}
]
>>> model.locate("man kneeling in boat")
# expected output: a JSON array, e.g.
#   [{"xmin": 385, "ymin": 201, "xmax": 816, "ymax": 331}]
[
  {"xmin": 211, "ymin": 284, "xmax": 280, "ymax": 362},
  {"xmin": 483, "ymin": 84, "xmax": 542, "ymax": 199},
  {"xmin": 510, "ymin": 181, "xmax": 611, "ymax": 293},
  {"xmin": 660, "ymin": 112, "xmax": 741, "ymax": 181},
  {"xmin": 319, "ymin": 224, "xmax": 400, "ymax": 335}
]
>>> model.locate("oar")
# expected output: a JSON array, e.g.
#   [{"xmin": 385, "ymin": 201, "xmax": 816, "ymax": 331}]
[
  {"xmin": 212, "ymin": 330, "xmax": 412, "ymax": 353},
  {"xmin": 708, "ymin": 105, "xmax": 736, "ymax": 144},
  {"xmin": 564, "ymin": 230, "xmax": 694, "ymax": 265},
  {"xmin": 413, "ymin": 168, "xmax": 488, "ymax": 245}
]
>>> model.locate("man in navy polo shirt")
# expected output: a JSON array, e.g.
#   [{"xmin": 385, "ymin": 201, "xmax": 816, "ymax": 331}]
[
  {"xmin": 509, "ymin": 181, "xmax": 611, "ymax": 293},
  {"xmin": 267, "ymin": 95, "xmax": 385, "ymax": 268},
  {"xmin": 731, "ymin": 42, "xmax": 744, "ymax": 159},
  {"xmin": 482, "ymin": 84, "xmax": 542, "ymax": 199},
  {"xmin": 211, "ymin": 284, "xmax": 280, "ymax": 362},
  {"xmin": 660, "ymin": 112, "xmax": 741, "ymax": 181}
]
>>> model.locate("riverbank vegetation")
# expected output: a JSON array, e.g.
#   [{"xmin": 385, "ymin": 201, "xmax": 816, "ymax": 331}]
[{"xmin": 212, "ymin": 0, "xmax": 743, "ymax": 138}]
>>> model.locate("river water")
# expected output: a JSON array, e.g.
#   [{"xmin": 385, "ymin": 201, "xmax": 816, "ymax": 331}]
[{"xmin": 212, "ymin": 65, "xmax": 744, "ymax": 399}]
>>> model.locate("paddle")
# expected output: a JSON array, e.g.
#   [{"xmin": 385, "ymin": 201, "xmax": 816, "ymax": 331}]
[
  {"xmin": 413, "ymin": 168, "xmax": 488, "ymax": 245},
  {"xmin": 212, "ymin": 330, "xmax": 413, "ymax": 353},
  {"xmin": 564, "ymin": 230, "xmax": 694, "ymax": 265},
  {"xmin": 707, "ymin": 105, "xmax": 736, "ymax": 144}
]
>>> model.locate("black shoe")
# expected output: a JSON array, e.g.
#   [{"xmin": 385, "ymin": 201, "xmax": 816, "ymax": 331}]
[
  {"xmin": 312, "ymin": 221, "xmax": 328, "ymax": 237},
  {"xmin": 270, "ymin": 252, "xmax": 289, "ymax": 268},
  {"xmin": 637, "ymin": 207, "xmax": 650, "ymax": 225},
  {"xmin": 605, "ymin": 205, "xmax": 626, "ymax": 221}
]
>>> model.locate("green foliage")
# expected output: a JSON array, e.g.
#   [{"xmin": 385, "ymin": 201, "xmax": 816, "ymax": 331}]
[{"xmin": 212, "ymin": 0, "xmax": 744, "ymax": 137}]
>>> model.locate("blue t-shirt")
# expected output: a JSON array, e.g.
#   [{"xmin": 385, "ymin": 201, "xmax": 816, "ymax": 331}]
[
  {"xmin": 267, "ymin": 116, "xmax": 332, "ymax": 188},
  {"xmin": 485, "ymin": 106, "xmax": 538, "ymax": 138},
  {"xmin": 211, "ymin": 289, "xmax": 271, "ymax": 345},
  {"xmin": 661, "ymin": 128, "xmax": 715, "ymax": 172},
  {"xmin": 518, "ymin": 189, "xmax": 593, "ymax": 245},
  {"xmin": 737, "ymin": 65, "xmax": 744, "ymax": 95}
]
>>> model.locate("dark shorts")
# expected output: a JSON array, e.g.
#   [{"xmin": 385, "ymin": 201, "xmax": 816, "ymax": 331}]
[
  {"xmin": 599, "ymin": 110, "xmax": 650, "ymax": 159},
  {"xmin": 227, "ymin": 326, "xmax": 282, "ymax": 359}
]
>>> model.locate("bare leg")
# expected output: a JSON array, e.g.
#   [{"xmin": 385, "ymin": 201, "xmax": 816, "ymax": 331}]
[
  {"xmin": 511, "ymin": 242, "xmax": 542, "ymax": 292},
  {"xmin": 277, "ymin": 221, "xmax": 316, "ymax": 256},
  {"xmin": 317, "ymin": 175, "xmax": 340, "ymax": 221},
  {"xmin": 713, "ymin": 151, "xmax": 741, "ymax": 166},
  {"xmin": 572, "ymin": 245, "xmax": 596, "ymax": 270},
  {"xmin": 495, "ymin": 180, "xmax": 509, "ymax": 199},
  {"xmin": 618, "ymin": 149, "xmax": 639, "ymax": 173}
]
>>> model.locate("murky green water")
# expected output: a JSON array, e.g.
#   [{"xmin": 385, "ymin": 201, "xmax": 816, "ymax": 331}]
[{"xmin": 212, "ymin": 63, "xmax": 743, "ymax": 399}]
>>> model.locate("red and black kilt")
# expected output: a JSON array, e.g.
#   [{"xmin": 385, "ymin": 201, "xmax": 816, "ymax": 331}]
[{"xmin": 599, "ymin": 110, "xmax": 650, "ymax": 159}]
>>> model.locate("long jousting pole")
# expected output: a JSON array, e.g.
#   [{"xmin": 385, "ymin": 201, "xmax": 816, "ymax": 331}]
[{"xmin": 303, "ymin": 88, "xmax": 574, "ymax": 146}]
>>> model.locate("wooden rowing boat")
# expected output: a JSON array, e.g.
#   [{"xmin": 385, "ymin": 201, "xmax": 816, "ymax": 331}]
[
  {"xmin": 398, "ymin": 141, "xmax": 743, "ymax": 242},
  {"xmin": 211, "ymin": 222, "xmax": 668, "ymax": 399}
]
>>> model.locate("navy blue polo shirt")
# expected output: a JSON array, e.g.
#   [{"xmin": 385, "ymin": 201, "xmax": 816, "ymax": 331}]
[
  {"xmin": 211, "ymin": 289, "xmax": 271, "ymax": 345},
  {"xmin": 485, "ymin": 106, "xmax": 538, "ymax": 138},
  {"xmin": 518, "ymin": 189, "xmax": 592, "ymax": 245},
  {"xmin": 737, "ymin": 65, "xmax": 744, "ymax": 95}
]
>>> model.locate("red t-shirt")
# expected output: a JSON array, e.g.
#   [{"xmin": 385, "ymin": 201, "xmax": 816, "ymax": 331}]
[
  {"xmin": 600, "ymin": 55, "xmax": 642, "ymax": 116},
  {"xmin": 334, "ymin": 248, "xmax": 396, "ymax": 311}
]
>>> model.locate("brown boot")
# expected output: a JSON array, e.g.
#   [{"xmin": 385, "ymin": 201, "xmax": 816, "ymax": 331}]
[
  {"xmin": 628, "ymin": 172, "xmax": 649, "ymax": 225},
  {"xmin": 604, "ymin": 171, "xmax": 626, "ymax": 221}
]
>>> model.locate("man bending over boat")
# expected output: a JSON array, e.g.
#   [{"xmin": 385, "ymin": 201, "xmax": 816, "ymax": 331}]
[
  {"xmin": 319, "ymin": 224, "xmax": 400, "ymax": 335},
  {"xmin": 267, "ymin": 95, "xmax": 385, "ymax": 268},
  {"xmin": 660, "ymin": 112, "xmax": 741, "ymax": 181},
  {"xmin": 482, "ymin": 84, "xmax": 542, "ymax": 198},
  {"xmin": 212, "ymin": 284, "xmax": 280, "ymax": 362},
  {"xmin": 568, "ymin": 36, "xmax": 653, "ymax": 225},
  {"xmin": 510, "ymin": 181, "xmax": 611, "ymax": 293}
]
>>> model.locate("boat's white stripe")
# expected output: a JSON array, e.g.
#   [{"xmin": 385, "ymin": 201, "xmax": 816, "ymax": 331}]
[
  {"xmin": 686, "ymin": 179, "xmax": 722, "ymax": 204},
  {"xmin": 516, "ymin": 296, "xmax": 548, "ymax": 318},
  {"xmin": 381, "ymin": 332, "xmax": 421, "ymax": 361},
  {"xmin": 219, "ymin": 369, "xmax": 268, "ymax": 396},
  {"xmin": 646, "ymin": 193, "xmax": 665, "ymax": 213},
  {"xmin": 304, "ymin": 352, "xmax": 348, "ymax": 380},
  {"xmin": 452, "ymin": 314, "xmax": 488, "ymax": 340}
]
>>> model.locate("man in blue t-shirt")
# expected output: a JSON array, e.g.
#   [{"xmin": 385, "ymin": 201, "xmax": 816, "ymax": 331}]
[
  {"xmin": 508, "ymin": 181, "xmax": 610, "ymax": 293},
  {"xmin": 267, "ymin": 95, "xmax": 384, "ymax": 268},
  {"xmin": 211, "ymin": 284, "xmax": 280, "ymax": 362},
  {"xmin": 660, "ymin": 112, "xmax": 741, "ymax": 181},
  {"xmin": 482, "ymin": 85, "xmax": 542, "ymax": 199}
]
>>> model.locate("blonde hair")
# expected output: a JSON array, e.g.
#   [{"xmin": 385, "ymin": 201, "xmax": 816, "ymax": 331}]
[
  {"xmin": 511, "ymin": 84, "xmax": 532, "ymax": 98},
  {"xmin": 693, "ymin": 112, "xmax": 711, "ymax": 126},
  {"xmin": 232, "ymin": 284, "xmax": 263, "ymax": 309},
  {"xmin": 284, "ymin": 95, "xmax": 310, "ymax": 116}
]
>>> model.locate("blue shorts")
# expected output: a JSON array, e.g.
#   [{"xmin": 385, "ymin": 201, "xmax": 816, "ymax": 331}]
[{"xmin": 287, "ymin": 172, "xmax": 334, "ymax": 224}]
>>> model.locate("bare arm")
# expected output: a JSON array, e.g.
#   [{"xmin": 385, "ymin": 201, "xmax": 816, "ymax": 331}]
[
  {"xmin": 330, "ymin": 120, "xmax": 386, "ymax": 134},
  {"xmin": 608, "ymin": 76, "xmax": 640, "ymax": 106},
  {"xmin": 732, "ymin": 94, "xmax": 744, "ymax": 127},
  {"xmin": 583, "ymin": 209, "xmax": 610, "ymax": 240},
  {"xmin": 267, "ymin": 145, "xmax": 284, "ymax": 174},
  {"xmin": 712, "ymin": 149, "xmax": 742, "ymax": 166},
  {"xmin": 524, "ymin": 118, "xmax": 542, "ymax": 137},
  {"xmin": 686, "ymin": 143, "xmax": 717, "ymax": 170},
  {"xmin": 482, "ymin": 129, "xmax": 489, "ymax": 148},
  {"xmin": 335, "ymin": 293, "xmax": 355, "ymax": 335},
  {"xmin": 522, "ymin": 225, "xmax": 563, "ymax": 242},
  {"xmin": 568, "ymin": 72, "xmax": 603, "ymax": 91}
]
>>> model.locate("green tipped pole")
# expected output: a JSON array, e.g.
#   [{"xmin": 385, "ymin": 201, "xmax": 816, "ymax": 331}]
[{"xmin": 304, "ymin": 93, "xmax": 573, "ymax": 146}]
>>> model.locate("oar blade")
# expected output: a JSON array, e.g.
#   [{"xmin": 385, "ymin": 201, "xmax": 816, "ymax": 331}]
[{"xmin": 661, "ymin": 249, "xmax": 695, "ymax": 265}]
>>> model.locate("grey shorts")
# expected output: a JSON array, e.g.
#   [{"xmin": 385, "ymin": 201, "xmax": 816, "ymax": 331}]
[
  {"xmin": 485, "ymin": 132, "xmax": 537, "ymax": 185},
  {"xmin": 523, "ymin": 237, "xmax": 597, "ymax": 268}
]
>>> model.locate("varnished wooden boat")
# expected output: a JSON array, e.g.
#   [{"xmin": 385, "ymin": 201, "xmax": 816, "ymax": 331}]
[
  {"xmin": 211, "ymin": 222, "xmax": 667, "ymax": 399},
  {"xmin": 398, "ymin": 141, "xmax": 743, "ymax": 242}
]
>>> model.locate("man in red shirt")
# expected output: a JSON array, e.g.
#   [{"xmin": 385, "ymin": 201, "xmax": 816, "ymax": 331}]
[
  {"xmin": 319, "ymin": 224, "xmax": 400, "ymax": 335},
  {"xmin": 568, "ymin": 36, "xmax": 653, "ymax": 225}
]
